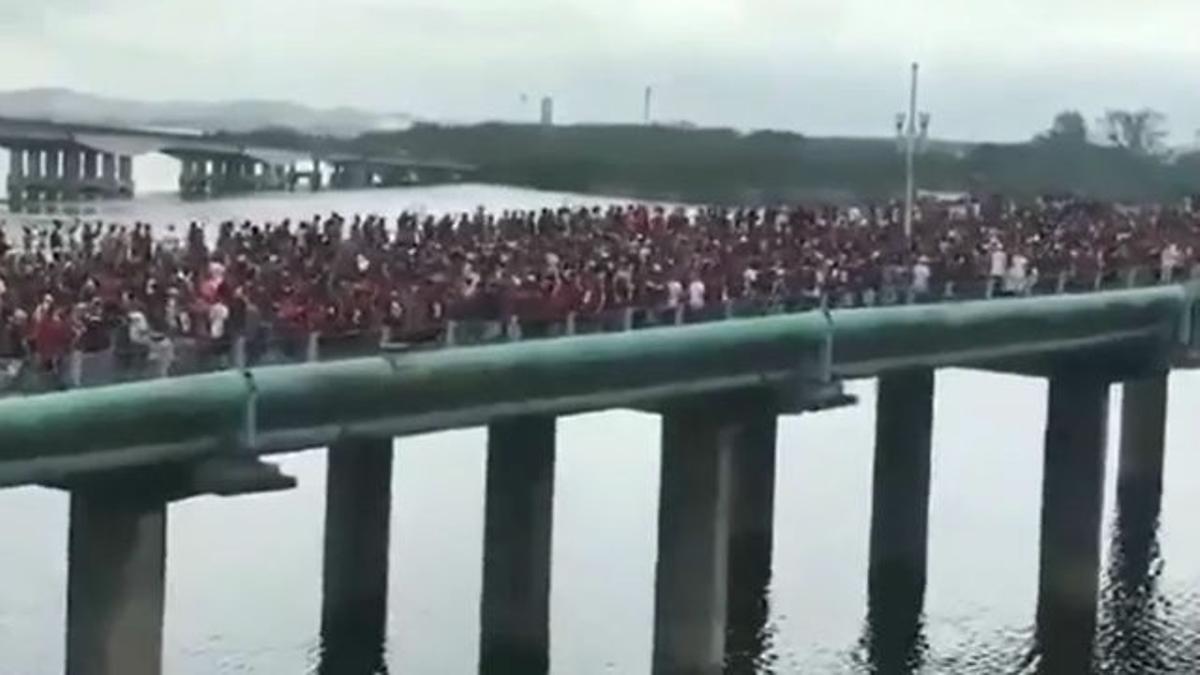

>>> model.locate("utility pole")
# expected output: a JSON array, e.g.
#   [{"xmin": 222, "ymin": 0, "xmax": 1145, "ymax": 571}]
[
  {"xmin": 895, "ymin": 63, "xmax": 931, "ymax": 241},
  {"xmin": 644, "ymin": 86, "xmax": 653, "ymax": 125},
  {"xmin": 902, "ymin": 63, "xmax": 919, "ymax": 240}
]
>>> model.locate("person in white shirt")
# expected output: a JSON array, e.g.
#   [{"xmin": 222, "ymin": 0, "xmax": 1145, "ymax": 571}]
[
  {"xmin": 209, "ymin": 301, "xmax": 230, "ymax": 340},
  {"xmin": 989, "ymin": 241, "xmax": 1008, "ymax": 282},
  {"xmin": 911, "ymin": 257, "xmax": 931, "ymax": 297},
  {"xmin": 1005, "ymin": 252, "xmax": 1030, "ymax": 295},
  {"xmin": 1161, "ymin": 243, "xmax": 1181, "ymax": 282},
  {"xmin": 687, "ymin": 278, "xmax": 706, "ymax": 311},
  {"xmin": 665, "ymin": 279, "xmax": 684, "ymax": 309}
]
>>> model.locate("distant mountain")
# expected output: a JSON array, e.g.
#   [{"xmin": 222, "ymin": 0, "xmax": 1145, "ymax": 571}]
[{"xmin": 0, "ymin": 88, "xmax": 413, "ymax": 137}]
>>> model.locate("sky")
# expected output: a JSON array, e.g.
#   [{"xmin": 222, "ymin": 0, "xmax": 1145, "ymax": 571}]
[{"xmin": 5, "ymin": 0, "xmax": 1200, "ymax": 142}]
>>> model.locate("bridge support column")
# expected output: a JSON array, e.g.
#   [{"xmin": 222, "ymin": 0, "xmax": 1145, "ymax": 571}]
[
  {"xmin": 8, "ymin": 147, "xmax": 25, "ymax": 208},
  {"xmin": 866, "ymin": 368, "xmax": 934, "ymax": 670},
  {"xmin": 9, "ymin": 147, "xmax": 25, "ymax": 179},
  {"xmin": 725, "ymin": 410, "xmax": 778, "ymax": 671},
  {"xmin": 652, "ymin": 402, "xmax": 745, "ymax": 675},
  {"xmin": 1118, "ymin": 374, "xmax": 1167, "ymax": 511},
  {"xmin": 46, "ymin": 148, "xmax": 61, "ymax": 180},
  {"xmin": 66, "ymin": 487, "xmax": 166, "ymax": 675},
  {"xmin": 83, "ymin": 151, "xmax": 98, "ymax": 181},
  {"xmin": 1035, "ymin": 372, "xmax": 1110, "ymax": 672},
  {"xmin": 479, "ymin": 416, "xmax": 556, "ymax": 675},
  {"xmin": 28, "ymin": 148, "xmax": 43, "ymax": 180},
  {"xmin": 310, "ymin": 158, "xmax": 323, "ymax": 191},
  {"xmin": 116, "ymin": 154, "xmax": 134, "ymax": 197},
  {"xmin": 63, "ymin": 150, "xmax": 81, "ymax": 200},
  {"xmin": 319, "ymin": 437, "xmax": 394, "ymax": 674}
]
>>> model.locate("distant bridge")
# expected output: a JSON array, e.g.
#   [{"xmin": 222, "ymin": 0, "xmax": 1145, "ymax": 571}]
[{"xmin": 0, "ymin": 116, "xmax": 476, "ymax": 211}]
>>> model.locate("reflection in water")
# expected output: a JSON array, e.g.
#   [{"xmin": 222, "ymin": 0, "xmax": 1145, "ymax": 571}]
[
  {"xmin": 726, "ymin": 530, "xmax": 776, "ymax": 674},
  {"xmin": 318, "ymin": 622, "xmax": 389, "ymax": 675},
  {"xmin": 1095, "ymin": 476, "xmax": 1167, "ymax": 674},
  {"xmin": 860, "ymin": 572, "xmax": 928, "ymax": 675}
]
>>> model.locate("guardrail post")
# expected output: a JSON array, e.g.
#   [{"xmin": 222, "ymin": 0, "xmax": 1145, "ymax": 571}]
[
  {"xmin": 68, "ymin": 349, "xmax": 84, "ymax": 388},
  {"xmin": 565, "ymin": 312, "xmax": 577, "ymax": 336},
  {"xmin": 674, "ymin": 306, "xmax": 685, "ymax": 326},
  {"xmin": 1125, "ymin": 268, "xmax": 1139, "ymax": 289},
  {"xmin": 445, "ymin": 320, "xmax": 459, "ymax": 347},
  {"xmin": 622, "ymin": 307, "xmax": 635, "ymax": 331},
  {"xmin": 306, "ymin": 332, "xmax": 320, "ymax": 362},
  {"xmin": 232, "ymin": 336, "xmax": 247, "ymax": 369},
  {"xmin": 1056, "ymin": 271, "xmax": 1068, "ymax": 294}
]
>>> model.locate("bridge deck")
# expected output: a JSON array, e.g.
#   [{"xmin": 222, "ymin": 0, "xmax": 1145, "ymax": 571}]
[{"xmin": 0, "ymin": 283, "xmax": 1193, "ymax": 488}]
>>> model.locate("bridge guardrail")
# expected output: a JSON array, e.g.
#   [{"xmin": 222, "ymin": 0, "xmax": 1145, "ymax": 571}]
[{"xmin": 0, "ymin": 264, "xmax": 1190, "ymax": 398}]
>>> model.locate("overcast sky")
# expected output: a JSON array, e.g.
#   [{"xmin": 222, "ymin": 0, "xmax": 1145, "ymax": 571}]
[{"xmin": 5, "ymin": 0, "xmax": 1200, "ymax": 142}]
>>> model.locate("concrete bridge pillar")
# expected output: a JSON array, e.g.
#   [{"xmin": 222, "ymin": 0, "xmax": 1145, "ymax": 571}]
[
  {"xmin": 8, "ymin": 147, "xmax": 26, "ymax": 207},
  {"xmin": 118, "ymin": 154, "xmax": 133, "ymax": 192},
  {"xmin": 63, "ymin": 150, "xmax": 82, "ymax": 201},
  {"xmin": 652, "ymin": 396, "xmax": 778, "ymax": 675},
  {"xmin": 46, "ymin": 148, "xmax": 61, "ymax": 181},
  {"xmin": 480, "ymin": 416, "xmax": 556, "ymax": 675},
  {"xmin": 9, "ymin": 147, "xmax": 25, "ymax": 178},
  {"xmin": 319, "ymin": 437, "xmax": 394, "ymax": 674},
  {"xmin": 866, "ymin": 368, "xmax": 934, "ymax": 670},
  {"xmin": 1118, "ymin": 374, "xmax": 1167, "ymax": 513},
  {"xmin": 1035, "ymin": 371, "xmax": 1110, "ymax": 673},
  {"xmin": 868, "ymin": 370, "xmax": 935, "ymax": 600},
  {"xmin": 27, "ymin": 148, "xmax": 43, "ymax": 180},
  {"xmin": 64, "ymin": 150, "xmax": 81, "ymax": 180},
  {"xmin": 311, "ymin": 158, "xmax": 323, "ymax": 191},
  {"xmin": 83, "ymin": 151, "xmax": 98, "ymax": 182},
  {"xmin": 66, "ymin": 487, "xmax": 166, "ymax": 675},
  {"xmin": 102, "ymin": 153, "xmax": 116, "ymax": 184},
  {"xmin": 725, "ymin": 408, "xmax": 778, "ymax": 672}
]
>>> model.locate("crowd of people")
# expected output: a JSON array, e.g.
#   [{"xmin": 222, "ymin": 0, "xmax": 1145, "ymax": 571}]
[{"xmin": 0, "ymin": 195, "xmax": 1197, "ymax": 382}]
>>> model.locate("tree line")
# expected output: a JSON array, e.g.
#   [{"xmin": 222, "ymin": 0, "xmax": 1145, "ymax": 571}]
[{"xmin": 212, "ymin": 110, "xmax": 1200, "ymax": 204}]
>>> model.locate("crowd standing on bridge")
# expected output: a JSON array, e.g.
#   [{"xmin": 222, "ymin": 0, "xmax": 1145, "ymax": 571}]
[{"xmin": 0, "ymin": 195, "xmax": 1197, "ymax": 382}]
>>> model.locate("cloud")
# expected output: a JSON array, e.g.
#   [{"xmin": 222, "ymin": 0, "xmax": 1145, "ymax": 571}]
[{"xmin": 1, "ymin": 0, "xmax": 1199, "ymax": 140}]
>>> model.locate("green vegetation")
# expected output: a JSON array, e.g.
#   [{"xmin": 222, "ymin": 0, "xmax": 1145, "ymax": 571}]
[{"xmin": 213, "ymin": 110, "xmax": 1200, "ymax": 203}]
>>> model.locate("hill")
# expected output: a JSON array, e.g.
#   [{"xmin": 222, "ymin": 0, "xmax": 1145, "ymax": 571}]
[{"xmin": 0, "ymin": 88, "xmax": 412, "ymax": 137}]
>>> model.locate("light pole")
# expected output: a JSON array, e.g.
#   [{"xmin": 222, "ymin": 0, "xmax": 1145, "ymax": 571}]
[{"xmin": 896, "ymin": 63, "xmax": 930, "ymax": 240}]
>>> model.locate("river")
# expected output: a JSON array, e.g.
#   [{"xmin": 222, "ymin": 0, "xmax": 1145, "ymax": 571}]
[{"xmin": 0, "ymin": 163, "xmax": 1198, "ymax": 673}]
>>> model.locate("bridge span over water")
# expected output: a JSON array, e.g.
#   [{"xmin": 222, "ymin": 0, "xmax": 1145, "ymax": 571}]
[
  {"xmin": 1, "ymin": 285, "xmax": 1199, "ymax": 674},
  {"xmin": 0, "ymin": 116, "xmax": 475, "ymax": 211}
]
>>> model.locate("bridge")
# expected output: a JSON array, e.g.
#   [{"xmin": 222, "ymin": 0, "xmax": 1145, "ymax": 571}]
[
  {"xmin": 0, "ymin": 117, "xmax": 476, "ymax": 211},
  {"xmin": 1, "ymin": 283, "xmax": 1198, "ymax": 674}
]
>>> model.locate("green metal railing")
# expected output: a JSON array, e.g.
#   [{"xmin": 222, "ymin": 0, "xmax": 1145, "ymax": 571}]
[{"xmin": 0, "ymin": 283, "xmax": 1194, "ymax": 489}]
